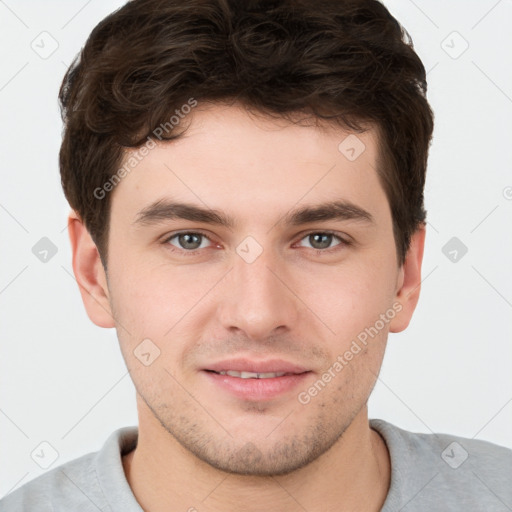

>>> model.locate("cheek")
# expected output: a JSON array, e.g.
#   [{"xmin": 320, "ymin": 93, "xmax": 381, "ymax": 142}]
[
  {"xmin": 107, "ymin": 266, "xmax": 206, "ymax": 386},
  {"xmin": 107, "ymin": 254, "xmax": 227, "ymax": 344},
  {"xmin": 294, "ymin": 254, "xmax": 397, "ymax": 341}
]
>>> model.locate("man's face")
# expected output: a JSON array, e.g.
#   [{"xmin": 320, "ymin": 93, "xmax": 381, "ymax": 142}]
[{"xmin": 96, "ymin": 103, "xmax": 410, "ymax": 475}]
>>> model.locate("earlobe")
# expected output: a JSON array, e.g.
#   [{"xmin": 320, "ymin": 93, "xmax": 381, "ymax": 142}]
[
  {"xmin": 67, "ymin": 211, "xmax": 115, "ymax": 328},
  {"xmin": 389, "ymin": 224, "xmax": 426, "ymax": 333}
]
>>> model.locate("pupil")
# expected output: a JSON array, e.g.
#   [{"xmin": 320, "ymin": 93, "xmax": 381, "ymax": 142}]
[
  {"xmin": 180, "ymin": 233, "xmax": 201, "ymax": 249},
  {"xmin": 311, "ymin": 233, "xmax": 332, "ymax": 249}
]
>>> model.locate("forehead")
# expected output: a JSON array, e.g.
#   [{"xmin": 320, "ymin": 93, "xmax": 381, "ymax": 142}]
[{"xmin": 110, "ymin": 103, "xmax": 389, "ymax": 228}]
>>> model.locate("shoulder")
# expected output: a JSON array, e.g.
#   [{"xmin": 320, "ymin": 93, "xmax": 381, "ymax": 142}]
[
  {"xmin": 0, "ymin": 427, "xmax": 139, "ymax": 512},
  {"xmin": 371, "ymin": 418, "xmax": 512, "ymax": 511},
  {"xmin": 0, "ymin": 452, "xmax": 101, "ymax": 512}
]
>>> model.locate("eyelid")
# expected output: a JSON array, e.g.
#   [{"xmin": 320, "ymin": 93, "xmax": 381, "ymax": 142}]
[
  {"xmin": 162, "ymin": 229, "xmax": 217, "ymax": 250},
  {"xmin": 162, "ymin": 229, "xmax": 351, "ymax": 256},
  {"xmin": 296, "ymin": 229, "xmax": 349, "ymax": 240},
  {"xmin": 293, "ymin": 230, "xmax": 351, "ymax": 250},
  {"xmin": 162, "ymin": 229, "xmax": 348, "ymax": 244}
]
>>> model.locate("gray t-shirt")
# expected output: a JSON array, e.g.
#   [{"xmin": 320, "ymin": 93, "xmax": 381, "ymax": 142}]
[{"xmin": 1, "ymin": 419, "xmax": 511, "ymax": 511}]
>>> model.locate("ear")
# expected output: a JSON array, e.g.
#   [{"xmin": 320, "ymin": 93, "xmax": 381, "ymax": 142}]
[
  {"xmin": 67, "ymin": 211, "xmax": 115, "ymax": 328},
  {"xmin": 389, "ymin": 224, "xmax": 426, "ymax": 333}
]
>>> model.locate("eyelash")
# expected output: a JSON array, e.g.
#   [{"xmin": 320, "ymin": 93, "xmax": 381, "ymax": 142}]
[{"xmin": 162, "ymin": 230, "xmax": 351, "ymax": 257}]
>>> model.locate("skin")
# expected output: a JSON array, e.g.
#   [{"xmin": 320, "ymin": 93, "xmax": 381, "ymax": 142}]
[{"xmin": 69, "ymin": 102, "xmax": 425, "ymax": 512}]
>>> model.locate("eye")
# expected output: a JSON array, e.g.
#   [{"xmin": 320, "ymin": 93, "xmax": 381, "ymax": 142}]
[
  {"xmin": 297, "ymin": 232, "xmax": 347, "ymax": 251},
  {"xmin": 165, "ymin": 231, "xmax": 213, "ymax": 251}
]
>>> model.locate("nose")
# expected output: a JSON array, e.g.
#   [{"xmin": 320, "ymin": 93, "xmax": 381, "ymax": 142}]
[{"xmin": 217, "ymin": 246, "xmax": 300, "ymax": 342}]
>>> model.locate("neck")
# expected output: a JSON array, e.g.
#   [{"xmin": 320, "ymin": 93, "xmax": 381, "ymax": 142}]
[{"xmin": 122, "ymin": 400, "xmax": 390, "ymax": 512}]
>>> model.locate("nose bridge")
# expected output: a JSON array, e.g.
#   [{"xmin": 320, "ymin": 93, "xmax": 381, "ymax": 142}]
[{"xmin": 218, "ymin": 240, "xmax": 298, "ymax": 339}]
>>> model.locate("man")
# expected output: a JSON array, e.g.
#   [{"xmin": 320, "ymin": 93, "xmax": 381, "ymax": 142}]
[{"xmin": 1, "ymin": 0, "xmax": 510, "ymax": 511}]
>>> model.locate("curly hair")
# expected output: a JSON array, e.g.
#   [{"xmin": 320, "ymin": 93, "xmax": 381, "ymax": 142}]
[{"xmin": 59, "ymin": 0, "xmax": 434, "ymax": 267}]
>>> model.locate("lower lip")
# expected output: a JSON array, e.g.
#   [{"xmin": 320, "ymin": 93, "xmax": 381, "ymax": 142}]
[{"xmin": 202, "ymin": 371, "xmax": 312, "ymax": 401}]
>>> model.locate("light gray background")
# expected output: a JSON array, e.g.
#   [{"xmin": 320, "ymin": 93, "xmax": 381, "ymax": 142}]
[{"xmin": 1, "ymin": 0, "xmax": 511, "ymax": 497}]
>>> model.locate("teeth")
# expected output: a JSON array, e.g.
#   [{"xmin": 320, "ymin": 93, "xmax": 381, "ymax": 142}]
[{"xmin": 217, "ymin": 370, "xmax": 287, "ymax": 379}]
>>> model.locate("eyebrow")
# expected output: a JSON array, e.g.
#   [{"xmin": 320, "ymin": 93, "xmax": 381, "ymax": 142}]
[{"xmin": 133, "ymin": 198, "xmax": 374, "ymax": 229}]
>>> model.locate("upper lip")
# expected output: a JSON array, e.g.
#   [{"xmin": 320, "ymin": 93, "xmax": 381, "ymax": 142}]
[{"xmin": 204, "ymin": 358, "xmax": 310, "ymax": 374}]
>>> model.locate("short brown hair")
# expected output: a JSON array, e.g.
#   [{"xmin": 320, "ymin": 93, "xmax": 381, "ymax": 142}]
[{"xmin": 59, "ymin": 0, "xmax": 434, "ymax": 268}]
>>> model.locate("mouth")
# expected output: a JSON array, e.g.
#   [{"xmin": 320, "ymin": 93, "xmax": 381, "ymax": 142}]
[
  {"xmin": 201, "ymin": 359, "xmax": 312, "ymax": 400},
  {"xmin": 206, "ymin": 370, "xmax": 301, "ymax": 379}
]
